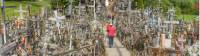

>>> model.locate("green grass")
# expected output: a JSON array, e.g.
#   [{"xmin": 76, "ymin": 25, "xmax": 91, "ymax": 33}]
[
  {"xmin": 0, "ymin": 1, "xmax": 41, "ymax": 20},
  {"xmin": 176, "ymin": 14, "xmax": 198, "ymax": 22}
]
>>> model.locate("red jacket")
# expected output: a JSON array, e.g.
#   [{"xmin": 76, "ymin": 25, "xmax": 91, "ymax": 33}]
[{"xmin": 106, "ymin": 24, "xmax": 116, "ymax": 37}]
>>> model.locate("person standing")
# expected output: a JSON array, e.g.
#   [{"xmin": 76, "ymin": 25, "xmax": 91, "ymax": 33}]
[{"xmin": 106, "ymin": 23, "xmax": 116, "ymax": 48}]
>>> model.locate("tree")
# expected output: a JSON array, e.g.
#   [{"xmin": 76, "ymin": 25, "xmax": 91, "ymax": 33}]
[
  {"xmin": 134, "ymin": 0, "xmax": 144, "ymax": 9},
  {"xmin": 169, "ymin": 0, "xmax": 197, "ymax": 15}
]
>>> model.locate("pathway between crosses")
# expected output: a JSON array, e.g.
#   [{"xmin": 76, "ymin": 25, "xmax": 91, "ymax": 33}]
[{"xmin": 104, "ymin": 37, "xmax": 131, "ymax": 56}]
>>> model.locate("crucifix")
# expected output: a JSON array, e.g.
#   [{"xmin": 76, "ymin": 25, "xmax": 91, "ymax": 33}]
[
  {"xmin": 14, "ymin": 4, "xmax": 28, "ymax": 49},
  {"xmin": 1, "ymin": 0, "xmax": 16, "ymax": 44},
  {"xmin": 15, "ymin": 4, "xmax": 27, "ymax": 29}
]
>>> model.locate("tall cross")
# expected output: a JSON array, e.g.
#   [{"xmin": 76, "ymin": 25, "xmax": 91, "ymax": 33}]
[
  {"xmin": 51, "ymin": 10, "xmax": 65, "ymax": 39},
  {"xmin": 1, "ymin": 0, "xmax": 16, "ymax": 44},
  {"xmin": 163, "ymin": 8, "xmax": 179, "ymax": 39}
]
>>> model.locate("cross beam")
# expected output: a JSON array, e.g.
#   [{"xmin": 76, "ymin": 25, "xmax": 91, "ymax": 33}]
[{"xmin": 163, "ymin": 21, "xmax": 179, "ymax": 24}]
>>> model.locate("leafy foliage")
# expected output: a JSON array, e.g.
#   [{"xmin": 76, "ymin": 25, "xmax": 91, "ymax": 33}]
[{"xmin": 133, "ymin": 0, "xmax": 198, "ymax": 15}]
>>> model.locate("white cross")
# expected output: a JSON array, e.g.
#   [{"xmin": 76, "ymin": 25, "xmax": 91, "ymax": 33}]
[
  {"xmin": 52, "ymin": 10, "xmax": 65, "ymax": 27},
  {"xmin": 49, "ymin": 10, "xmax": 65, "ymax": 26},
  {"xmin": 16, "ymin": 4, "xmax": 27, "ymax": 20},
  {"xmin": 49, "ymin": 10, "xmax": 65, "ymax": 43}
]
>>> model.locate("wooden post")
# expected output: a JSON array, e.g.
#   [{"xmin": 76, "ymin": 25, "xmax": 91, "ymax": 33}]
[{"xmin": 160, "ymin": 34, "xmax": 165, "ymax": 48}]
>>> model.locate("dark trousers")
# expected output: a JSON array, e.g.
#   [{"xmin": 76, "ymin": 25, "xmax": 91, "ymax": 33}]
[
  {"xmin": 108, "ymin": 36, "xmax": 114, "ymax": 48},
  {"xmin": 188, "ymin": 37, "xmax": 192, "ymax": 46}
]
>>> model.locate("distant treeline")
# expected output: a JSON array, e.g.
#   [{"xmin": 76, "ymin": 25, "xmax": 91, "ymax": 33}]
[
  {"xmin": 133, "ymin": 0, "xmax": 198, "ymax": 15},
  {"xmin": 5, "ymin": 0, "xmax": 199, "ymax": 15},
  {"xmin": 5, "ymin": 0, "xmax": 37, "ymax": 1}
]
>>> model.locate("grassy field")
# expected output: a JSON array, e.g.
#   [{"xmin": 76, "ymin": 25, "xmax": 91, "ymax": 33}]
[
  {"xmin": 176, "ymin": 14, "xmax": 198, "ymax": 22},
  {"xmin": 0, "ymin": 1, "xmax": 41, "ymax": 20}
]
